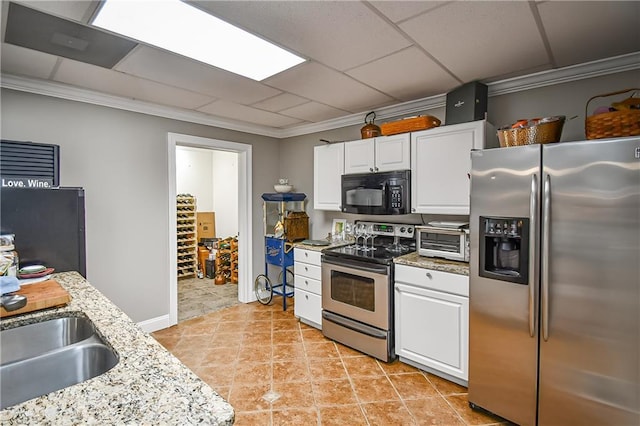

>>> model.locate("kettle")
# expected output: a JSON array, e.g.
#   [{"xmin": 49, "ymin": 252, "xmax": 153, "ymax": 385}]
[{"xmin": 360, "ymin": 111, "xmax": 381, "ymax": 139}]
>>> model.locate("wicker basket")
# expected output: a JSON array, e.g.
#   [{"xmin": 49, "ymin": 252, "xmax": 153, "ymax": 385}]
[
  {"xmin": 497, "ymin": 116, "xmax": 565, "ymax": 147},
  {"xmin": 585, "ymin": 88, "xmax": 640, "ymax": 140},
  {"xmin": 380, "ymin": 115, "xmax": 441, "ymax": 136}
]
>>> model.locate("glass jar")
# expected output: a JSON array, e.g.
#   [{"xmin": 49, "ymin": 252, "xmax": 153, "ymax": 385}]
[{"xmin": 0, "ymin": 234, "xmax": 19, "ymax": 277}]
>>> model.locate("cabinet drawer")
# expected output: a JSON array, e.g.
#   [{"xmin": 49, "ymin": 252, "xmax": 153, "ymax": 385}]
[
  {"xmin": 295, "ymin": 275, "xmax": 321, "ymax": 295},
  {"xmin": 294, "ymin": 288, "xmax": 322, "ymax": 328},
  {"xmin": 395, "ymin": 264, "xmax": 468, "ymax": 297},
  {"xmin": 294, "ymin": 248, "xmax": 322, "ymax": 265},
  {"xmin": 294, "ymin": 261, "xmax": 322, "ymax": 281}
]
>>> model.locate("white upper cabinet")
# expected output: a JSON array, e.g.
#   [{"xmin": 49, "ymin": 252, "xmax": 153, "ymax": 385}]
[
  {"xmin": 411, "ymin": 120, "xmax": 486, "ymax": 215},
  {"xmin": 344, "ymin": 133, "xmax": 410, "ymax": 174},
  {"xmin": 314, "ymin": 143, "xmax": 344, "ymax": 211}
]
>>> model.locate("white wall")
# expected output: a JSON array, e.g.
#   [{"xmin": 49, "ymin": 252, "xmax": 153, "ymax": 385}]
[
  {"xmin": 176, "ymin": 146, "xmax": 239, "ymax": 238},
  {"xmin": 211, "ymin": 150, "xmax": 238, "ymax": 238},
  {"xmin": 0, "ymin": 89, "xmax": 279, "ymax": 323},
  {"xmin": 176, "ymin": 146, "xmax": 214, "ymax": 210}
]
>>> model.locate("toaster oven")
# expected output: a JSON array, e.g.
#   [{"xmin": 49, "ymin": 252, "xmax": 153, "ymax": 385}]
[{"xmin": 416, "ymin": 222, "xmax": 469, "ymax": 262}]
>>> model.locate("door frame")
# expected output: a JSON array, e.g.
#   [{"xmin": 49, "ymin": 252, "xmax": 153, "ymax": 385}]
[{"xmin": 167, "ymin": 132, "xmax": 253, "ymax": 325}]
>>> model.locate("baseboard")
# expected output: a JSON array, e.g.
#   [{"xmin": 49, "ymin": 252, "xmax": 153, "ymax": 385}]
[{"xmin": 137, "ymin": 314, "xmax": 173, "ymax": 333}]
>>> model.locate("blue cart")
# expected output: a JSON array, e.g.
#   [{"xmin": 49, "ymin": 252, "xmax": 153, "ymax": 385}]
[{"xmin": 255, "ymin": 193, "xmax": 306, "ymax": 310}]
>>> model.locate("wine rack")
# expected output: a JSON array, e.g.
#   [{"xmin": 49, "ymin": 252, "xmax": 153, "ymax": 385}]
[{"xmin": 177, "ymin": 194, "xmax": 198, "ymax": 278}]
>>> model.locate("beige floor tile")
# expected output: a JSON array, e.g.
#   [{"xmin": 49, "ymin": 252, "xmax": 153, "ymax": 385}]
[
  {"xmin": 425, "ymin": 373, "xmax": 468, "ymax": 396},
  {"xmin": 272, "ymin": 330, "xmax": 302, "ymax": 344},
  {"xmin": 271, "ymin": 382, "xmax": 315, "ymax": 409},
  {"xmin": 233, "ymin": 410, "xmax": 272, "ymax": 426},
  {"xmin": 389, "ymin": 372, "xmax": 440, "ymax": 400},
  {"xmin": 342, "ymin": 355, "xmax": 385, "ymax": 377},
  {"xmin": 304, "ymin": 340, "xmax": 340, "ymax": 358},
  {"xmin": 312, "ymin": 379, "xmax": 359, "ymax": 406},
  {"xmin": 234, "ymin": 361, "xmax": 272, "ymax": 384},
  {"xmin": 228, "ymin": 382, "xmax": 272, "ymax": 412},
  {"xmin": 405, "ymin": 397, "xmax": 465, "ymax": 425},
  {"xmin": 351, "ymin": 376, "xmax": 400, "ymax": 403},
  {"xmin": 272, "ymin": 342, "xmax": 306, "ymax": 360},
  {"xmin": 272, "ymin": 359, "xmax": 310, "ymax": 383},
  {"xmin": 361, "ymin": 400, "xmax": 417, "ymax": 425},
  {"xmin": 378, "ymin": 359, "xmax": 421, "ymax": 375},
  {"xmin": 155, "ymin": 300, "xmax": 481, "ymax": 425},
  {"xmin": 446, "ymin": 394, "xmax": 506, "ymax": 425},
  {"xmin": 319, "ymin": 404, "xmax": 368, "ymax": 425},
  {"xmin": 308, "ymin": 357, "xmax": 348, "ymax": 381},
  {"xmin": 272, "ymin": 407, "xmax": 318, "ymax": 426}
]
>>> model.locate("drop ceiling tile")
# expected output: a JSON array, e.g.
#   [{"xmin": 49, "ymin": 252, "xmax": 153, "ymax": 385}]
[
  {"xmin": 0, "ymin": 42, "xmax": 58, "ymax": 79},
  {"xmin": 538, "ymin": 1, "xmax": 640, "ymax": 67},
  {"xmin": 192, "ymin": 1, "xmax": 411, "ymax": 71},
  {"xmin": 198, "ymin": 100, "xmax": 303, "ymax": 128},
  {"xmin": 251, "ymin": 93, "xmax": 308, "ymax": 112},
  {"xmin": 347, "ymin": 46, "xmax": 460, "ymax": 101},
  {"xmin": 115, "ymin": 45, "xmax": 282, "ymax": 105},
  {"xmin": 400, "ymin": 1, "xmax": 549, "ymax": 82},
  {"xmin": 264, "ymin": 61, "xmax": 394, "ymax": 113},
  {"xmin": 279, "ymin": 102, "xmax": 349, "ymax": 122},
  {"xmin": 369, "ymin": 1, "xmax": 447, "ymax": 23},
  {"xmin": 54, "ymin": 59, "xmax": 215, "ymax": 110}
]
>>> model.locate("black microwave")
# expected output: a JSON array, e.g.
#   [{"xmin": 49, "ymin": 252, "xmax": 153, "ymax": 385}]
[{"xmin": 341, "ymin": 170, "xmax": 410, "ymax": 215}]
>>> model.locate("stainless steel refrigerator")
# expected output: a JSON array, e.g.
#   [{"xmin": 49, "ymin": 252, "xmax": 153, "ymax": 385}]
[{"xmin": 468, "ymin": 137, "xmax": 640, "ymax": 426}]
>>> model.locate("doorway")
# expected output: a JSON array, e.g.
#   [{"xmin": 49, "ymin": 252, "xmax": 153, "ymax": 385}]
[{"xmin": 167, "ymin": 133, "xmax": 253, "ymax": 326}]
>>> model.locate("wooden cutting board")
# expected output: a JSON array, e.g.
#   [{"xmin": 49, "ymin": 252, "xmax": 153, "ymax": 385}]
[{"xmin": 1, "ymin": 279, "xmax": 71, "ymax": 318}]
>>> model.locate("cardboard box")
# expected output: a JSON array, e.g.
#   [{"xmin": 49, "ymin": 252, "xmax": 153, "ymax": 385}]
[{"xmin": 197, "ymin": 212, "xmax": 216, "ymax": 240}]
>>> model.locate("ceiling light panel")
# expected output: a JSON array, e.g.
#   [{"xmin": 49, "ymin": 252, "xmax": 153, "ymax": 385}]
[{"xmin": 92, "ymin": 0, "xmax": 305, "ymax": 81}]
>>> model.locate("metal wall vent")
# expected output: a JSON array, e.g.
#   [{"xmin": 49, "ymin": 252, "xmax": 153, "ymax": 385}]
[{"xmin": 0, "ymin": 140, "xmax": 60, "ymax": 188}]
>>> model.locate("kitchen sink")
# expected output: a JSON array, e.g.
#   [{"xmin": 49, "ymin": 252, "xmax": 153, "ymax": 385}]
[
  {"xmin": 1, "ymin": 316, "xmax": 97, "ymax": 364},
  {"xmin": 0, "ymin": 315, "xmax": 119, "ymax": 409}
]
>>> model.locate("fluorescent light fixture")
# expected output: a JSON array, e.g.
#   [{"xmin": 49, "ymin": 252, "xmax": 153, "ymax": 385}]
[{"xmin": 92, "ymin": 0, "xmax": 305, "ymax": 81}]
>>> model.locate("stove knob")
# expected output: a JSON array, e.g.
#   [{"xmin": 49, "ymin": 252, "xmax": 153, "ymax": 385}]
[
  {"xmin": 400, "ymin": 227, "xmax": 406, "ymax": 233},
  {"xmin": 407, "ymin": 228, "xmax": 413, "ymax": 234}
]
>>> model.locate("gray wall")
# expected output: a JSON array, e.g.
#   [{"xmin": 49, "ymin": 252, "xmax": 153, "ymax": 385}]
[
  {"xmin": 0, "ymin": 89, "xmax": 280, "ymax": 322},
  {"xmin": 280, "ymin": 70, "xmax": 640, "ymax": 239},
  {"xmin": 1, "ymin": 69, "xmax": 637, "ymax": 323}
]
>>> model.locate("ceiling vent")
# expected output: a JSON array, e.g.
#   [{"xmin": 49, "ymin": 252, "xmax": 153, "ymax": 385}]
[{"xmin": 4, "ymin": 2, "xmax": 137, "ymax": 69}]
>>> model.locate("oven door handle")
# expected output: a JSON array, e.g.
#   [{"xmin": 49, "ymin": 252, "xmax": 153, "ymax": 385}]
[
  {"xmin": 321, "ymin": 256, "xmax": 389, "ymax": 275},
  {"xmin": 322, "ymin": 311, "xmax": 387, "ymax": 339}
]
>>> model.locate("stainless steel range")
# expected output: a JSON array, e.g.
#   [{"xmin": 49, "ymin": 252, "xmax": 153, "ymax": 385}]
[{"xmin": 321, "ymin": 221, "xmax": 415, "ymax": 362}]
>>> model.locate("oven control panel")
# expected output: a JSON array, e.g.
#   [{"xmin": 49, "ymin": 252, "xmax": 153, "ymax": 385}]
[{"xmin": 360, "ymin": 222, "xmax": 415, "ymax": 238}]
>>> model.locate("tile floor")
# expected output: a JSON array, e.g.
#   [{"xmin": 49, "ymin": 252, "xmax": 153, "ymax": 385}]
[
  {"xmin": 178, "ymin": 277, "xmax": 238, "ymax": 322},
  {"xmin": 153, "ymin": 296, "xmax": 507, "ymax": 426}
]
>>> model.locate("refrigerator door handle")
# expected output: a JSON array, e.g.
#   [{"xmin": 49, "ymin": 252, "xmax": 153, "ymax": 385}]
[
  {"xmin": 529, "ymin": 174, "xmax": 538, "ymax": 337},
  {"xmin": 542, "ymin": 174, "xmax": 551, "ymax": 341}
]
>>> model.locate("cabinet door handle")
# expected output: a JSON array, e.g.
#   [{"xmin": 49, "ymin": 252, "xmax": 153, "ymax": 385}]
[
  {"xmin": 374, "ymin": 167, "xmax": 379, "ymax": 172},
  {"xmin": 305, "ymin": 280, "xmax": 309, "ymax": 286},
  {"xmin": 304, "ymin": 266, "xmax": 308, "ymax": 271},
  {"xmin": 369, "ymin": 167, "xmax": 374, "ymax": 172},
  {"xmin": 304, "ymin": 252, "xmax": 308, "ymax": 257},
  {"xmin": 305, "ymin": 294, "xmax": 309, "ymax": 300},
  {"xmin": 426, "ymin": 272, "xmax": 432, "ymax": 279}
]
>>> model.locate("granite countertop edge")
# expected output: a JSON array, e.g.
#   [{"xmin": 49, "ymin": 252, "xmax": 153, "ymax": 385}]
[
  {"xmin": 394, "ymin": 252, "xmax": 470, "ymax": 276},
  {"xmin": 0, "ymin": 272, "xmax": 234, "ymax": 425}
]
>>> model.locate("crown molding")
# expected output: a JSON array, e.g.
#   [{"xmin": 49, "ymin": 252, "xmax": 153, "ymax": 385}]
[
  {"xmin": 0, "ymin": 74, "xmax": 283, "ymax": 138},
  {"xmin": 2, "ymin": 52, "xmax": 638, "ymax": 139}
]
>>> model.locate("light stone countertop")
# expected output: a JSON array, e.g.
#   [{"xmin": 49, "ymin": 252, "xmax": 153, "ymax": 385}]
[
  {"xmin": 394, "ymin": 252, "xmax": 470, "ymax": 276},
  {"xmin": 293, "ymin": 240, "xmax": 351, "ymax": 252},
  {"xmin": 0, "ymin": 272, "xmax": 234, "ymax": 425}
]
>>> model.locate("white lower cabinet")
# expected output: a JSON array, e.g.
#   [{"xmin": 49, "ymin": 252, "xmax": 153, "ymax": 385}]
[
  {"xmin": 394, "ymin": 264, "xmax": 469, "ymax": 385},
  {"xmin": 294, "ymin": 248, "xmax": 322, "ymax": 329}
]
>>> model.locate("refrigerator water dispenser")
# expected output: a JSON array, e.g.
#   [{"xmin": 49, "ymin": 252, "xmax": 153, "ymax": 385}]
[{"xmin": 479, "ymin": 217, "xmax": 529, "ymax": 284}]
